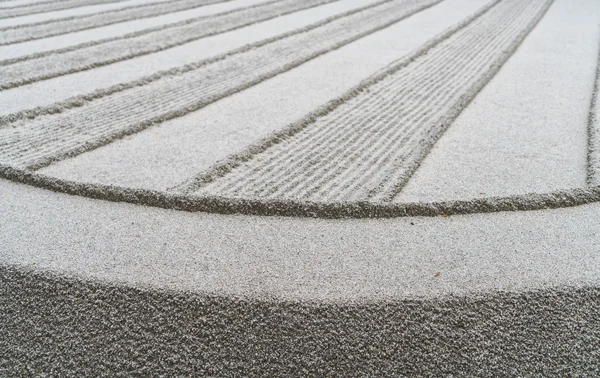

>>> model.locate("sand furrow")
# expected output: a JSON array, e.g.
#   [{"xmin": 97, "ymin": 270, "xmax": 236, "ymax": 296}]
[
  {"xmin": 0, "ymin": 0, "xmax": 232, "ymax": 45},
  {"xmin": 0, "ymin": 0, "xmax": 174, "ymax": 29},
  {"xmin": 588, "ymin": 46, "xmax": 600, "ymax": 186},
  {"xmin": 0, "ymin": 0, "xmax": 270, "ymax": 62},
  {"xmin": 397, "ymin": 0, "xmax": 598, "ymax": 202},
  {"xmin": 209, "ymin": 2, "xmax": 523, "ymax": 199},
  {"xmin": 229, "ymin": 16, "xmax": 508, "ymax": 199},
  {"xmin": 0, "ymin": 0, "xmax": 379, "ymax": 122},
  {"xmin": 0, "ymin": 0, "xmax": 128, "ymax": 20},
  {"xmin": 175, "ymin": 0, "xmax": 500, "ymax": 195},
  {"xmin": 0, "ymin": 0, "xmax": 440, "ymax": 169},
  {"xmin": 39, "ymin": 0, "xmax": 480, "ymax": 191},
  {"xmin": 192, "ymin": 0, "xmax": 551, "ymax": 202},
  {"xmin": 0, "ymin": 0, "xmax": 338, "ymax": 90}
]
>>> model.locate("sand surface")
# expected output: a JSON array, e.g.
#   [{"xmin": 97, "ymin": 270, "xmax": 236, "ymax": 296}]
[
  {"xmin": 0, "ymin": 0, "xmax": 171, "ymax": 28},
  {"xmin": 1, "ymin": 178, "xmax": 600, "ymax": 302},
  {"xmin": 397, "ymin": 0, "xmax": 599, "ymax": 202},
  {"xmin": 0, "ymin": 0, "xmax": 225, "ymax": 42},
  {"xmin": 0, "ymin": 0, "xmax": 380, "ymax": 114},
  {"xmin": 43, "ymin": 0, "xmax": 484, "ymax": 190},
  {"xmin": 1, "ymin": 0, "xmax": 599, "ymax": 374},
  {"xmin": 0, "ymin": 0, "xmax": 129, "ymax": 20},
  {"xmin": 0, "ymin": 0, "xmax": 270, "ymax": 60}
]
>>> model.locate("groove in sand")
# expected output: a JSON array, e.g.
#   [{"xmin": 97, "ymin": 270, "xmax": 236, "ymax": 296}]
[
  {"xmin": 2, "ymin": 162, "xmax": 600, "ymax": 218},
  {"xmin": 0, "ymin": 0, "xmax": 441, "ymax": 169},
  {"xmin": 0, "ymin": 0, "xmax": 232, "ymax": 45},
  {"xmin": 0, "ymin": 0, "xmax": 340, "ymax": 89},
  {"xmin": 0, "ymin": 0, "xmax": 128, "ymax": 20},
  {"xmin": 588, "ymin": 43, "xmax": 600, "ymax": 186},
  {"xmin": 39, "ymin": 0, "xmax": 485, "ymax": 192},
  {"xmin": 183, "ymin": 0, "xmax": 552, "ymax": 203},
  {"xmin": 0, "ymin": 0, "xmax": 269, "ymax": 62}
]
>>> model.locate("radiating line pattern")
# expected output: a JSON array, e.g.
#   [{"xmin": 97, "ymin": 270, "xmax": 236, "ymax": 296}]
[
  {"xmin": 192, "ymin": 0, "xmax": 552, "ymax": 202},
  {"xmin": 0, "ymin": 0, "xmax": 127, "ymax": 20},
  {"xmin": 0, "ymin": 0, "xmax": 599, "ymax": 218},
  {"xmin": 0, "ymin": 0, "xmax": 230, "ymax": 45},
  {"xmin": 0, "ymin": 0, "xmax": 339, "ymax": 89},
  {"xmin": 0, "ymin": 0, "xmax": 440, "ymax": 169}
]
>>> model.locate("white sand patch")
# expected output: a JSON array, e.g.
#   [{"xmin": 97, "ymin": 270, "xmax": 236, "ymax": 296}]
[
  {"xmin": 0, "ymin": 0, "xmax": 378, "ymax": 115},
  {"xmin": 0, "ymin": 0, "xmax": 170, "ymax": 28},
  {"xmin": 0, "ymin": 0, "xmax": 269, "ymax": 61},
  {"xmin": 396, "ymin": 0, "xmax": 600, "ymax": 203},
  {"xmin": 42, "ymin": 0, "xmax": 487, "ymax": 191}
]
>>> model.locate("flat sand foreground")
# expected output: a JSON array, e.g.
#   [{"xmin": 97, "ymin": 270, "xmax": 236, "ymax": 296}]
[{"xmin": 1, "ymin": 0, "xmax": 599, "ymax": 375}]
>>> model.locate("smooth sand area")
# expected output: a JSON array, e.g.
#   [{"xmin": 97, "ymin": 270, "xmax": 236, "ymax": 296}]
[
  {"xmin": 397, "ymin": 0, "xmax": 600, "ymax": 202},
  {"xmin": 42, "ymin": 0, "xmax": 485, "ymax": 190}
]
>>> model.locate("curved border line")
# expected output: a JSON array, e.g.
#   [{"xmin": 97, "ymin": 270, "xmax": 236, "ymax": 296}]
[{"xmin": 1, "ymin": 163, "xmax": 598, "ymax": 218}]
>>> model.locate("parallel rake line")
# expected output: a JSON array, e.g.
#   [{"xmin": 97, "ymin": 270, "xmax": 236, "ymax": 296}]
[
  {"xmin": 0, "ymin": 0, "xmax": 339, "ymax": 90},
  {"xmin": 0, "ymin": 0, "xmax": 232, "ymax": 45},
  {"xmin": 0, "ymin": 0, "xmax": 441, "ymax": 170}
]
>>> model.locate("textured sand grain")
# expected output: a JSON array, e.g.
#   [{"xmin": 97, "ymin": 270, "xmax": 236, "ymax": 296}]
[
  {"xmin": 0, "ymin": 0, "xmax": 127, "ymax": 20},
  {"xmin": 0, "ymin": 0, "xmax": 171, "ymax": 29},
  {"xmin": 193, "ymin": 0, "xmax": 550, "ymax": 202},
  {"xmin": 1, "ymin": 0, "xmax": 599, "ymax": 374},
  {"xmin": 1, "ymin": 178, "xmax": 599, "ymax": 301},
  {"xmin": 1, "ymin": 266, "xmax": 598, "ymax": 376},
  {"xmin": 588, "ymin": 39, "xmax": 600, "ymax": 186}
]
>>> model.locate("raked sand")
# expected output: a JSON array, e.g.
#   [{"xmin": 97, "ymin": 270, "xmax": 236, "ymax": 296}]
[{"xmin": 1, "ymin": 0, "xmax": 600, "ymax": 374}]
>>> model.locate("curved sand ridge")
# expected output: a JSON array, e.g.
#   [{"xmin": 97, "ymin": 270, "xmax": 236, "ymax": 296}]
[{"xmin": 1, "ymin": 0, "xmax": 600, "ymax": 374}]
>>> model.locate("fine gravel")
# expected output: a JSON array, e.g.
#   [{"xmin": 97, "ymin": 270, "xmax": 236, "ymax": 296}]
[{"xmin": 1, "ymin": 265, "xmax": 599, "ymax": 376}]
